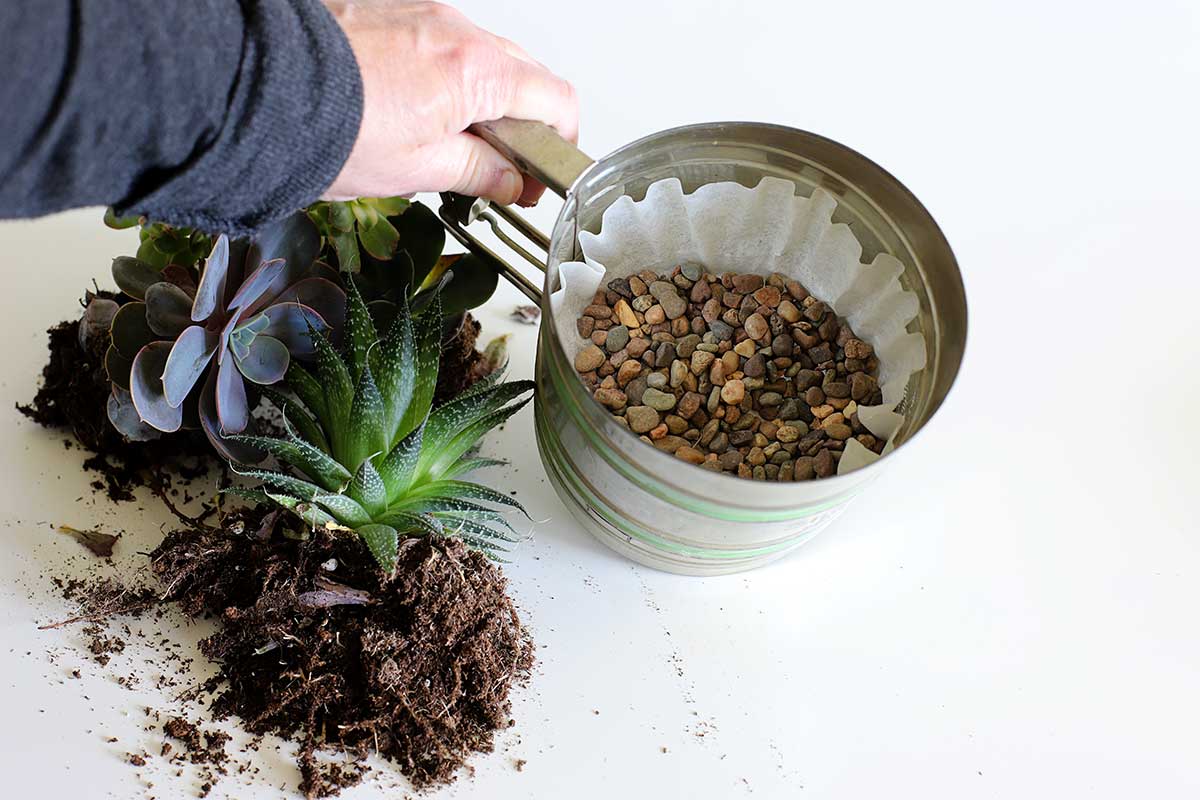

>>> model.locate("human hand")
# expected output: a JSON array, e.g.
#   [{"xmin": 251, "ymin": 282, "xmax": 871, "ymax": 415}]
[{"xmin": 323, "ymin": 0, "xmax": 578, "ymax": 207}]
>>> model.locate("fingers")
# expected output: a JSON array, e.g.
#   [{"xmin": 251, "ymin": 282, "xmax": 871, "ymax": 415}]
[
  {"xmin": 482, "ymin": 54, "xmax": 580, "ymax": 145},
  {"xmin": 416, "ymin": 132, "xmax": 526, "ymax": 205}
]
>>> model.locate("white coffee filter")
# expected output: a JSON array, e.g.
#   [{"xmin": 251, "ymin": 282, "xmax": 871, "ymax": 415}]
[{"xmin": 550, "ymin": 177, "xmax": 926, "ymax": 474}]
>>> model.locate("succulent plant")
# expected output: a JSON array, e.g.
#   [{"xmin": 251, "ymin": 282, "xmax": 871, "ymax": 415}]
[
  {"xmin": 105, "ymin": 208, "xmax": 213, "ymax": 271},
  {"xmin": 229, "ymin": 280, "xmax": 532, "ymax": 571},
  {"xmin": 310, "ymin": 199, "xmax": 499, "ymax": 326},
  {"xmin": 103, "ymin": 212, "xmax": 346, "ymax": 458}
]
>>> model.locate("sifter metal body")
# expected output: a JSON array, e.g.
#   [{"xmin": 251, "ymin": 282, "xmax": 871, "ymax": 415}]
[{"xmin": 441, "ymin": 120, "xmax": 967, "ymax": 575}]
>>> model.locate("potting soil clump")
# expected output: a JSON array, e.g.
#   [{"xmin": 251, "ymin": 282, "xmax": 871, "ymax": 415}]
[
  {"xmin": 574, "ymin": 265, "xmax": 885, "ymax": 480},
  {"xmin": 152, "ymin": 509, "xmax": 533, "ymax": 797}
]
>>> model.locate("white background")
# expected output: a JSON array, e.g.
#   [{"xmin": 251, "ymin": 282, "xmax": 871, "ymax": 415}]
[{"xmin": 2, "ymin": 0, "xmax": 1199, "ymax": 797}]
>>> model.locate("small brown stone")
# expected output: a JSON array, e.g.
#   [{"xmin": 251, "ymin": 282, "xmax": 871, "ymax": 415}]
[
  {"xmin": 826, "ymin": 423, "xmax": 853, "ymax": 440},
  {"xmin": 628, "ymin": 275, "xmax": 648, "ymax": 296},
  {"xmin": 616, "ymin": 359, "xmax": 643, "ymax": 387},
  {"xmin": 677, "ymin": 391, "xmax": 704, "ymax": 419},
  {"xmin": 785, "ymin": 279, "xmax": 809, "ymax": 302},
  {"xmin": 577, "ymin": 316, "xmax": 595, "ymax": 338},
  {"xmin": 733, "ymin": 339, "xmax": 757, "ymax": 358},
  {"xmin": 626, "ymin": 405, "xmax": 660, "ymax": 433},
  {"xmin": 743, "ymin": 353, "xmax": 766, "ymax": 378},
  {"xmin": 614, "ymin": 299, "xmax": 639, "ymax": 328},
  {"xmin": 731, "ymin": 273, "xmax": 764, "ymax": 293},
  {"xmin": 776, "ymin": 425, "xmax": 801, "ymax": 443},
  {"xmin": 627, "ymin": 337, "xmax": 650, "ymax": 358},
  {"xmin": 824, "ymin": 381, "xmax": 850, "ymax": 399},
  {"xmin": 690, "ymin": 350, "xmax": 715, "ymax": 374},
  {"xmin": 752, "ymin": 286, "xmax": 782, "ymax": 307},
  {"xmin": 811, "ymin": 404, "xmax": 834, "ymax": 419},
  {"xmin": 814, "ymin": 449, "xmax": 836, "ymax": 477},
  {"xmin": 844, "ymin": 338, "xmax": 873, "ymax": 359},
  {"xmin": 776, "ymin": 299, "xmax": 801, "ymax": 323},
  {"xmin": 649, "ymin": 423, "xmax": 669, "ymax": 440},
  {"xmin": 645, "ymin": 304, "xmax": 666, "ymax": 324},
  {"xmin": 675, "ymin": 446, "xmax": 706, "ymax": 465},
  {"xmin": 594, "ymin": 387, "xmax": 627, "ymax": 410},
  {"xmin": 793, "ymin": 457, "xmax": 816, "ymax": 480},
  {"xmin": 805, "ymin": 386, "xmax": 825, "ymax": 406},
  {"xmin": 590, "ymin": 330, "xmax": 607, "ymax": 347},
  {"xmin": 744, "ymin": 313, "xmax": 769, "ymax": 340},
  {"xmin": 575, "ymin": 345, "xmax": 606, "ymax": 373},
  {"xmin": 720, "ymin": 379, "xmax": 746, "ymax": 405}
]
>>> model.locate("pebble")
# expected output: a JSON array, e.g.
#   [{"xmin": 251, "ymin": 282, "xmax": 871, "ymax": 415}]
[
  {"xmin": 744, "ymin": 313, "xmax": 769, "ymax": 340},
  {"xmin": 575, "ymin": 345, "xmax": 606, "ymax": 372},
  {"xmin": 605, "ymin": 325, "xmax": 630, "ymax": 353},
  {"xmin": 625, "ymin": 406, "xmax": 659, "ymax": 433},
  {"xmin": 642, "ymin": 387, "xmax": 677, "ymax": 411},
  {"xmin": 573, "ymin": 265, "xmax": 885, "ymax": 481},
  {"xmin": 720, "ymin": 379, "xmax": 746, "ymax": 405},
  {"xmin": 617, "ymin": 360, "xmax": 642, "ymax": 387},
  {"xmin": 614, "ymin": 299, "xmax": 639, "ymax": 328},
  {"xmin": 649, "ymin": 281, "xmax": 687, "ymax": 319}
]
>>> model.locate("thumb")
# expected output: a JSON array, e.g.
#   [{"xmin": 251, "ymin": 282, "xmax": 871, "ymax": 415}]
[{"xmin": 420, "ymin": 132, "xmax": 525, "ymax": 205}]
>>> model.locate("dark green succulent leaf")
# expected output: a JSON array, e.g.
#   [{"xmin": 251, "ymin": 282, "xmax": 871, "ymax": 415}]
[
  {"xmin": 234, "ymin": 467, "xmax": 323, "ymax": 497},
  {"xmin": 432, "ymin": 514, "xmax": 518, "ymax": 544},
  {"xmin": 104, "ymin": 345, "xmax": 133, "ymax": 390},
  {"xmin": 220, "ymin": 486, "xmax": 275, "ymax": 505},
  {"xmin": 404, "ymin": 496, "xmax": 515, "ymax": 527},
  {"xmin": 415, "ymin": 253, "xmax": 500, "ymax": 317},
  {"xmin": 327, "ymin": 202, "xmax": 356, "ymax": 232},
  {"xmin": 331, "ymin": 229, "xmax": 361, "ymax": 273},
  {"xmin": 110, "ymin": 302, "xmax": 157, "ymax": 358},
  {"xmin": 343, "ymin": 278, "xmax": 377, "ymax": 384},
  {"xmin": 420, "ymin": 396, "xmax": 531, "ymax": 482},
  {"xmin": 258, "ymin": 386, "xmax": 330, "ymax": 454},
  {"xmin": 376, "ymin": 510, "xmax": 444, "ymax": 539},
  {"xmin": 136, "ymin": 237, "xmax": 171, "ymax": 269},
  {"xmin": 314, "ymin": 493, "xmax": 372, "ymax": 527},
  {"xmin": 440, "ymin": 457, "xmax": 509, "ymax": 480},
  {"xmin": 343, "ymin": 361, "xmax": 387, "ymax": 471},
  {"xmin": 228, "ymin": 432, "xmax": 350, "ymax": 492},
  {"xmin": 347, "ymin": 460, "xmax": 387, "ymax": 518},
  {"xmin": 421, "ymin": 380, "xmax": 533, "ymax": 473},
  {"xmin": 111, "ymin": 256, "xmax": 162, "ymax": 300},
  {"xmin": 392, "ymin": 202, "xmax": 445, "ymax": 289},
  {"xmin": 309, "ymin": 321, "xmax": 353, "ymax": 439},
  {"xmin": 104, "ymin": 207, "xmax": 141, "ymax": 229},
  {"xmin": 254, "ymin": 490, "xmax": 339, "ymax": 529},
  {"xmin": 399, "ymin": 289, "xmax": 443, "ymax": 440},
  {"xmin": 366, "ymin": 300, "xmax": 397, "ymax": 336},
  {"xmin": 360, "ymin": 248, "xmax": 414, "ymax": 302},
  {"xmin": 284, "ymin": 361, "xmax": 328, "ymax": 429},
  {"xmin": 367, "ymin": 196, "xmax": 410, "ymax": 217},
  {"xmin": 409, "ymin": 479, "xmax": 530, "ymax": 518},
  {"xmin": 144, "ymin": 281, "xmax": 194, "ymax": 337},
  {"xmin": 375, "ymin": 293, "xmax": 416, "ymax": 445},
  {"xmin": 357, "ymin": 523, "xmax": 398, "ymax": 571},
  {"xmin": 376, "ymin": 421, "xmax": 424, "ymax": 504},
  {"xmin": 358, "ymin": 216, "xmax": 400, "ymax": 261}
]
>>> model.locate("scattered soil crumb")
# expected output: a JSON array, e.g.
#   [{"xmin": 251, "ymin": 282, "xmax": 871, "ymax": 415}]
[{"xmin": 514, "ymin": 759, "xmax": 527, "ymax": 772}]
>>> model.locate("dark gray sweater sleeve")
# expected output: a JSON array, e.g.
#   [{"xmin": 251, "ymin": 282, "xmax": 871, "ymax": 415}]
[{"xmin": 0, "ymin": 0, "xmax": 363, "ymax": 236}]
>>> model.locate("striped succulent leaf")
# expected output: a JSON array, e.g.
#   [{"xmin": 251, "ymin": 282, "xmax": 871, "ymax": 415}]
[{"xmin": 231, "ymin": 279, "xmax": 532, "ymax": 571}]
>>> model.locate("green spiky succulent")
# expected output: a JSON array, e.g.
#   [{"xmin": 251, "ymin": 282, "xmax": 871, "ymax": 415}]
[{"xmin": 229, "ymin": 279, "xmax": 533, "ymax": 571}]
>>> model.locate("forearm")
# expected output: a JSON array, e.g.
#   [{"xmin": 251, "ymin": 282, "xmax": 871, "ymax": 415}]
[{"xmin": 0, "ymin": 0, "xmax": 362, "ymax": 235}]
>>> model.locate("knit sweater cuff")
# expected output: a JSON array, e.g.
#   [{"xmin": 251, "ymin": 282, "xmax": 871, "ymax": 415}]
[{"xmin": 116, "ymin": 0, "xmax": 363, "ymax": 236}]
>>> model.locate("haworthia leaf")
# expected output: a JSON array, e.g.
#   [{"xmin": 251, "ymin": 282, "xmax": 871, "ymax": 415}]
[
  {"xmin": 347, "ymin": 459, "xmax": 387, "ymax": 518},
  {"xmin": 419, "ymin": 380, "xmax": 533, "ymax": 473},
  {"xmin": 420, "ymin": 397, "xmax": 531, "ymax": 482},
  {"xmin": 257, "ymin": 386, "xmax": 330, "ymax": 454},
  {"xmin": 375, "ymin": 292, "xmax": 416, "ymax": 445},
  {"xmin": 357, "ymin": 523, "xmax": 398, "ymax": 571},
  {"xmin": 441, "ymin": 457, "xmax": 509, "ymax": 480},
  {"xmin": 234, "ymin": 468, "xmax": 323, "ymax": 500},
  {"xmin": 221, "ymin": 486, "xmax": 274, "ymax": 505},
  {"xmin": 342, "ymin": 361, "xmax": 387, "ymax": 472},
  {"xmin": 284, "ymin": 362, "xmax": 327, "ymax": 427},
  {"xmin": 343, "ymin": 278, "xmax": 376, "ymax": 384},
  {"xmin": 312, "ymin": 492, "xmax": 372, "ymax": 528},
  {"xmin": 269, "ymin": 494, "xmax": 338, "ymax": 529},
  {"xmin": 309, "ymin": 320, "xmax": 353, "ymax": 441},
  {"xmin": 399, "ymin": 289, "xmax": 442, "ymax": 440},
  {"xmin": 228, "ymin": 432, "xmax": 350, "ymax": 492},
  {"xmin": 377, "ymin": 510, "xmax": 444, "ymax": 539},
  {"xmin": 408, "ymin": 479, "xmax": 530, "ymax": 517},
  {"xmin": 376, "ymin": 421, "xmax": 424, "ymax": 504},
  {"xmin": 432, "ymin": 514, "xmax": 518, "ymax": 544}
]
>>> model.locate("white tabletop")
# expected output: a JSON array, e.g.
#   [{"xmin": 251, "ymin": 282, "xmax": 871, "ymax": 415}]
[{"xmin": 2, "ymin": 1, "xmax": 1198, "ymax": 797}]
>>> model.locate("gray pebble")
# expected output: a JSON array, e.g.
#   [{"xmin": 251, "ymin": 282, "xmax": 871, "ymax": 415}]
[
  {"xmin": 626, "ymin": 376, "xmax": 648, "ymax": 405},
  {"xmin": 632, "ymin": 294, "xmax": 655, "ymax": 312},
  {"xmin": 646, "ymin": 371, "xmax": 668, "ymax": 389},
  {"xmin": 709, "ymin": 320, "xmax": 734, "ymax": 341},
  {"xmin": 625, "ymin": 405, "xmax": 660, "ymax": 433},
  {"xmin": 606, "ymin": 325, "xmax": 630, "ymax": 353},
  {"xmin": 649, "ymin": 281, "xmax": 687, "ymax": 319},
  {"xmin": 680, "ymin": 261, "xmax": 703, "ymax": 281},
  {"xmin": 675, "ymin": 334, "xmax": 701, "ymax": 358},
  {"xmin": 759, "ymin": 391, "xmax": 783, "ymax": 407},
  {"xmin": 641, "ymin": 387, "xmax": 678, "ymax": 411}
]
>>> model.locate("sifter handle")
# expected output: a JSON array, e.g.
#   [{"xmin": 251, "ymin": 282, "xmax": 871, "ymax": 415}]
[{"xmin": 468, "ymin": 118, "xmax": 594, "ymax": 198}]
